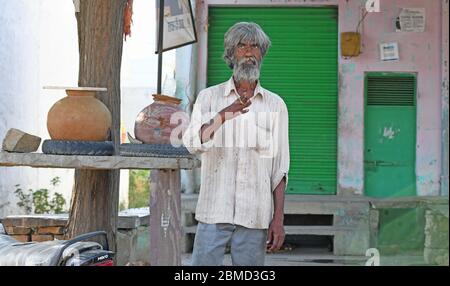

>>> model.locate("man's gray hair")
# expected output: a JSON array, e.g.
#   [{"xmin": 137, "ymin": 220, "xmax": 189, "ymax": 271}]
[{"xmin": 223, "ymin": 22, "xmax": 271, "ymax": 69}]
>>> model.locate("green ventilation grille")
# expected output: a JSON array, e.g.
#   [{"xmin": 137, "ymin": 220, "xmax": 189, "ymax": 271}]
[{"xmin": 367, "ymin": 74, "xmax": 416, "ymax": 106}]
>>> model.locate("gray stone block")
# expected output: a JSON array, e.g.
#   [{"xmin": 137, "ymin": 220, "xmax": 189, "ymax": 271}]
[
  {"xmin": 181, "ymin": 233, "xmax": 195, "ymax": 254},
  {"xmin": 182, "ymin": 212, "xmax": 196, "ymax": 227},
  {"xmin": 369, "ymin": 209, "xmax": 380, "ymax": 248},
  {"xmin": 425, "ymin": 211, "xmax": 449, "ymax": 249},
  {"xmin": 116, "ymin": 229, "xmax": 137, "ymax": 266},
  {"xmin": 2, "ymin": 128, "xmax": 41, "ymax": 153},
  {"xmin": 424, "ymin": 248, "xmax": 449, "ymax": 266},
  {"xmin": 425, "ymin": 230, "xmax": 449, "ymax": 249},
  {"xmin": 116, "ymin": 226, "xmax": 150, "ymax": 266},
  {"xmin": 334, "ymin": 205, "xmax": 370, "ymax": 227},
  {"xmin": 334, "ymin": 230, "xmax": 370, "ymax": 256},
  {"xmin": 134, "ymin": 226, "xmax": 150, "ymax": 263}
]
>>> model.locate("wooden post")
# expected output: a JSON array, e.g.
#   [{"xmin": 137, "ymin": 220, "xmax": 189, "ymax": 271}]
[
  {"xmin": 157, "ymin": 0, "xmax": 165, "ymax": 95},
  {"xmin": 149, "ymin": 170, "xmax": 182, "ymax": 266},
  {"xmin": 65, "ymin": 0, "xmax": 127, "ymax": 253}
]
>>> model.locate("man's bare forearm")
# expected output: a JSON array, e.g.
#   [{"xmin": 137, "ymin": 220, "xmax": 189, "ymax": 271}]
[
  {"xmin": 200, "ymin": 111, "xmax": 225, "ymax": 144},
  {"xmin": 273, "ymin": 176, "xmax": 286, "ymax": 222}
]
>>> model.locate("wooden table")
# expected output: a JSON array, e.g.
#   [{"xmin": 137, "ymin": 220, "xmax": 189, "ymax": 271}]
[
  {"xmin": 0, "ymin": 152, "xmax": 199, "ymax": 170},
  {"xmin": 0, "ymin": 151, "xmax": 200, "ymax": 266}
]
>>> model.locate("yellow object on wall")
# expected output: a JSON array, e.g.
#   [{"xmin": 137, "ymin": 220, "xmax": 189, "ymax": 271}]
[{"xmin": 341, "ymin": 32, "xmax": 361, "ymax": 57}]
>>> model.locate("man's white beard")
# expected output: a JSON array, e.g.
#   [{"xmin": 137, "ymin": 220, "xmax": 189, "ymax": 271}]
[{"xmin": 233, "ymin": 57, "xmax": 261, "ymax": 84}]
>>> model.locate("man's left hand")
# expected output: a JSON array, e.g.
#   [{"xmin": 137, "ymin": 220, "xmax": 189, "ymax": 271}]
[{"xmin": 266, "ymin": 218, "xmax": 285, "ymax": 252}]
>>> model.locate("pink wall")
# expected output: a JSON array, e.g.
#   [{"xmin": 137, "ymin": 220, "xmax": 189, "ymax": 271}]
[
  {"xmin": 441, "ymin": 0, "xmax": 449, "ymax": 196},
  {"xmin": 338, "ymin": 0, "xmax": 443, "ymax": 196},
  {"xmin": 196, "ymin": 0, "xmax": 446, "ymax": 196}
]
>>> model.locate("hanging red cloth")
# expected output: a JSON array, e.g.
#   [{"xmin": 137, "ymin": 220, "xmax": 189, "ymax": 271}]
[{"xmin": 123, "ymin": 0, "xmax": 134, "ymax": 40}]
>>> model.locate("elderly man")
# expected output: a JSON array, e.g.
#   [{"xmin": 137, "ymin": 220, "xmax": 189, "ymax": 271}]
[{"xmin": 183, "ymin": 22, "xmax": 290, "ymax": 266}]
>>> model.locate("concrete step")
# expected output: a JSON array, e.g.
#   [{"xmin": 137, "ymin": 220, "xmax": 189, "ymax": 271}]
[
  {"xmin": 181, "ymin": 194, "xmax": 371, "ymax": 216},
  {"xmin": 184, "ymin": 225, "xmax": 357, "ymax": 236},
  {"xmin": 182, "ymin": 248, "xmax": 428, "ymax": 266},
  {"xmin": 284, "ymin": 225, "xmax": 355, "ymax": 235},
  {"xmin": 182, "ymin": 248, "xmax": 369, "ymax": 266}
]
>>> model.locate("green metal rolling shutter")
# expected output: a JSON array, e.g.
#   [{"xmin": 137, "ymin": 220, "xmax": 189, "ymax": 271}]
[{"xmin": 207, "ymin": 7, "xmax": 338, "ymax": 195}]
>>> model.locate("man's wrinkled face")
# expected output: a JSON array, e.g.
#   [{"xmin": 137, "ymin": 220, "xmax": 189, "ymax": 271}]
[{"xmin": 232, "ymin": 41, "xmax": 262, "ymax": 83}]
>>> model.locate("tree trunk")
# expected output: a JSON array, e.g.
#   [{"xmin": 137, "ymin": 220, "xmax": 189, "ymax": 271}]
[{"xmin": 66, "ymin": 0, "xmax": 127, "ymax": 253}]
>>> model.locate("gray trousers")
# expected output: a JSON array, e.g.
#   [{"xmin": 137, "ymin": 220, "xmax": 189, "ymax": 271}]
[{"xmin": 191, "ymin": 222, "xmax": 267, "ymax": 266}]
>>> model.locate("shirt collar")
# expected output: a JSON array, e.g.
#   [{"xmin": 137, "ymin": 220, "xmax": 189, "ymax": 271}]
[{"xmin": 224, "ymin": 77, "xmax": 265, "ymax": 98}]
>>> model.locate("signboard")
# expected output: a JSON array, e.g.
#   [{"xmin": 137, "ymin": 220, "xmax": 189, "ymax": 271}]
[
  {"xmin": 380, "ymin": 42, "xmax": 400, "ymax": 61},
  {"xmin": 396, "ymin": 8, "xmax": 426, "ymax": 32},
  {"xmin": 156, "ymin": 0, "xmax": 197, "ymax": 53},
  {"xmin": 365, "ymin": 0, "xmax": 380, "ymax": 13}
]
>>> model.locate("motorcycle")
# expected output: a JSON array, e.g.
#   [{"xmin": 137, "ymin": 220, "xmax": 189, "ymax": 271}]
[{"xmin": 0, "ymin": 231, "xmax": 114, "ymax": 266}]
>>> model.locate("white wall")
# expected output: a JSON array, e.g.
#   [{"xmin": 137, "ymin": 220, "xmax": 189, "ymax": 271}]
[
  {"xmin": 36, "ymin": 0, "xmax": 78, "ymax": 215},
  {"xmin": 0, "ymin": 0, "xmax": 173, "ymax": 216},
  {"xmin": 120, "ymin": 0, "xmax": 176, "ymax": 197},
  {"xmin": 121, "ymin": 0, "xmax": 176, "ymax": 134},
  {"xmin": 0, "ymin": 0, "xmax": 42, "ymax": 217},
  {"xmin": 0, "ymin": 0, "xmax": 83, "ymax": 217}
]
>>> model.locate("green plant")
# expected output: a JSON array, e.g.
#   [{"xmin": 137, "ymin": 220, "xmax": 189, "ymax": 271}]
[
  {"xmin": 128, "ymin": 170, "xmax": 150, "ymax": 209},
  {"xmin": 33, "ymin": 189, "xmax": 51, "ymax": 214},
  {"xmin": 14, "ymin": 177, "xmax": 67, "ymax": 215},
  {"xmin": 51, "ymin": 193, "xmax": 66, "ymax": 214},
  {"xmin": 14, "ymin": 185, "xmax": 32, "ymax": 214}
]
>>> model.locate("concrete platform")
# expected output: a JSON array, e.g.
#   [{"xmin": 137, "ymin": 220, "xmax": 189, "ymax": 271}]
[
  {"xmin": 182, "ymin": 247, "xmax": 427, "ymax": 266},
  {"xmin": 181, "ymin": 194, "xmax": 371, "ymax": 256}
]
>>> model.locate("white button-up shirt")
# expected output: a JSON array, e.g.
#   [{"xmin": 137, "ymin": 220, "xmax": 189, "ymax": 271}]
[{"xmin": 183, "ymin": 77, "xmax": 290, "ymax": 229}]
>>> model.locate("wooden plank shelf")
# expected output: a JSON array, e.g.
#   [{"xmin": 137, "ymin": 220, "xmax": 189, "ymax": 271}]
[{"xmin": 0, "ymin": 151, "xmax": 200, "ymax": 170}]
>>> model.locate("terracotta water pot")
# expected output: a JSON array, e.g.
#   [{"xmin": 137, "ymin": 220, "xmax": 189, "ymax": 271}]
[
  {"xmin": 47, "ymin": 88, "xmax": 112, "ymax": 141},
  {"xmin": 134, "ymin": 94, "xmax": 188, "ymax": 144}
]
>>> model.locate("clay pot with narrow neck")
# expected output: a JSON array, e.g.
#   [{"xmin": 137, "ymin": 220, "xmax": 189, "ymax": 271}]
[
  {"xmin": 134, "ymin": 94, "xmax": 188, "ymax": 144},
  {"xmin": 47, "ymin": 89, "xmax": 112, "ymax": 141}
]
